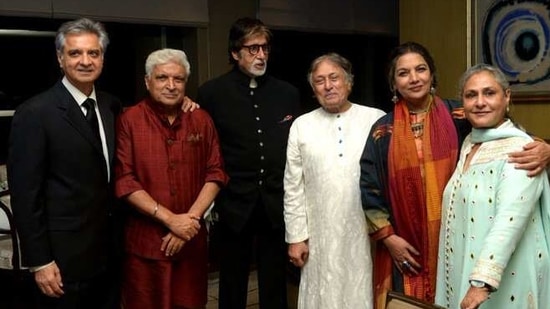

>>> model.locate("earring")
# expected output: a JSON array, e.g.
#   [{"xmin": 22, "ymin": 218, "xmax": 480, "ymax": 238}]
[
  {"xmin": 392, "ymin": 90, "xmax": 398, "ymax": 103},
  {"xmin": 430, "ymin": 86, "xmax": 436, "ymax": 94},
  {"xmin": 506, "ymin": 105, "xmax": 510, "ymax": 113}
]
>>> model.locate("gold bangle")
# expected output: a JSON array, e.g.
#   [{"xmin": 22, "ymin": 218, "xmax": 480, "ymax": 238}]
[{"xmin": 153, "ymin": 202, "xmax": 159, "ymax": 217}]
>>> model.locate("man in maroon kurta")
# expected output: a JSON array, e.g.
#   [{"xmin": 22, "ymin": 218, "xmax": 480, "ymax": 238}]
[{"xmin": 115, "ymin": 48, "xmax": 228, "ymax": 309}]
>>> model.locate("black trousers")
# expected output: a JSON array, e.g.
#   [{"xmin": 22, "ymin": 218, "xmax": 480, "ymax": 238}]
[
  {"xmin": 217, "ymin": 203, "xmax": 288, "ymax": 309},
  {"xmin": 33, "ymin": 266, "xmax": 121, "ymax": 309}
]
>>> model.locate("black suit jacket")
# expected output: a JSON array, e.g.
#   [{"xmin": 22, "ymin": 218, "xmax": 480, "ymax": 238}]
[
  {"xmin": 7, "ymin": 80, "xmax": 121, "ymax": 281},
  {"xmin": 198, "ymin": 69, "xmax": 301, "ymax": 232}
]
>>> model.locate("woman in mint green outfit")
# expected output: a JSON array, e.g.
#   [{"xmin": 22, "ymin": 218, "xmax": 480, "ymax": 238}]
[{"xmin": 435, "ymin": 64, "xmax": 550, "ymax": 309}]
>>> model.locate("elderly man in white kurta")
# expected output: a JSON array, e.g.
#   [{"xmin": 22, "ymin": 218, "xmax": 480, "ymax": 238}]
[{"xmin": 284, "ymin": 53, "xmax": 385, "ymax": 309}]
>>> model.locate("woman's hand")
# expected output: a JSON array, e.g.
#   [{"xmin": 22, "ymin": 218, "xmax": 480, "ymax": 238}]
[
  {"xmin": 460, "ymin": 286, "xmax": 490, "ymax": 309},
  {"xmin": 382, "ymin": 234, "xmax": 421, "ymax": 274}
]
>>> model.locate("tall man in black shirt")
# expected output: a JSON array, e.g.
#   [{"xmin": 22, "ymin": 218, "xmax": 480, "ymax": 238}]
[{"xmin": 197, "ymin": 17, "xmax": 300, "ymax": 309}]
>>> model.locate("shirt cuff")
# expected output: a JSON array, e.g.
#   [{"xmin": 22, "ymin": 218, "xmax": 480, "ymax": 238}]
[{"xmin": 29, "ymin": 261, "xmax": 55, "ymax": 273}]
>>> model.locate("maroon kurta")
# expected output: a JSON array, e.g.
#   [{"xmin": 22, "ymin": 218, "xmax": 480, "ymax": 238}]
[{"xmin": 115, "ymin": 98, "xmax": 228, "ymax": 307}]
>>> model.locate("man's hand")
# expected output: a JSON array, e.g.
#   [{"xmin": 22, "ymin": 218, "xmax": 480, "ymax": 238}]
[
  {"xmin": 165, "ymin": 213, "xmax": 201, "ymax": 240},
  {"xmin": 160, "ymin": 232, "xmax": 186, "ymax": 256},
  {"xmin": 508, "ymin": 141, "xmax": 550, "ymax": 177},
  {"xmin": 34, "ymin": 262, "xmax": 64, "ymax": 298},
  {"xmin": 288, "ymin": 241, "xmax": 309, "ymax": 268},
  {"xmin": 181, "ymin": 96, "xmax": 200, "ymax": 113}
]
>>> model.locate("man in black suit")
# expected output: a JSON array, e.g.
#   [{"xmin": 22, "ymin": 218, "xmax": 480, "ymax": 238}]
[
  {"xmin": 197, "ymin": 17, "xmax": 300, "ymax": 309},
  {"xmin": 7, "ymin": 18, "xmax": 121, "ymax": 309}
]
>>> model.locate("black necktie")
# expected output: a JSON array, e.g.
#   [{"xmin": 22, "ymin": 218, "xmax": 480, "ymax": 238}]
[{"xmin": 82, "ymin": 98, "xmax": 101, "ymax": 140}]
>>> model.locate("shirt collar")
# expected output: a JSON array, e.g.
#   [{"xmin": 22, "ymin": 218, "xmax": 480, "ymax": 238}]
[
  {"xmin": 62, "ymin": 76, "xmax": 97, "ymax": 105},
  {"xmin": 144, "ymin": 97, "xmax": 182, "ymax": 127},
  {"xmin": 231, "ymin": 66, "xmax": 268, "ymax": 88}
]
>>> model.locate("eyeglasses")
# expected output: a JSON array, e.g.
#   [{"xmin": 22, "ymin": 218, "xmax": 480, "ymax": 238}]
[{"xmin": 242, "ymin": 44, "xmax": 271, "ymax": 55}]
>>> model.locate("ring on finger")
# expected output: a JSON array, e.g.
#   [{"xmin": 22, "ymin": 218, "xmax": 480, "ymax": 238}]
[{"xmin": 401, "ymin": 260, "xmax": 411, "ymax": 268}]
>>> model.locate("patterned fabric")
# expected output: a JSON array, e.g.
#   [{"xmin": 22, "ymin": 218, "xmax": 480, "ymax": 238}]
[
  {"xmin": 284, "ymin": 104, "xmax": 385, "ymax": 308},
  {"xmin": 122, "ymin": 245, "xmax": 208, "ymax": 309},
  {"xmin": 115, "ymin": 98, "xmax": 228, "ymax": 308},
  {"xmin": 371, "ymin": 96, "xmax": 459, "ymax": 307},
  {"xmin": 116, "ymin": 99, "xmax": 228, "ymax": 258},
  {"xmin": 436, "ymin": 120, "xmax": 550, "ymax": 308}
]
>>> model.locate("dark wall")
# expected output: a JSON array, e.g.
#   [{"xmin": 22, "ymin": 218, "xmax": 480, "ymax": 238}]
[
  {"xmin": 268, "ymin": 30, "xmax": 398, "ymax": 113},
  {"xmin": 0, "ymin": 16, "xmax": 197, "ymax": 109},
  {"xmin": 0, "ymin": 16, "xmax": 398, "ymax": 164},
  {"xmin": 0, "ymin": 16, "xmax": 197, "ymax": 164}
]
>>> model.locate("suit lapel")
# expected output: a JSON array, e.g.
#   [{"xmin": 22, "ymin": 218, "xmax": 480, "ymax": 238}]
[
  {"xmin": 53, "ymin": 81, "xmax": 104, "ymax": 155},
  {"xmin": 96, "ymin": 92, "xmax": 115, "ymax": 162}
]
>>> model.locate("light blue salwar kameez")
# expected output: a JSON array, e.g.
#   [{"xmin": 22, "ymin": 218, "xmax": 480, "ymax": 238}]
[{"xmin": 435, "ymin": 120, "xmax": 550, "ymax": 309}]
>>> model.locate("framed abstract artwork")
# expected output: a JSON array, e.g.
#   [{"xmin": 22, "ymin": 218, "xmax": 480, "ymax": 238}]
[{"xmin": 472, "ymin": 0, "xmax": 550, "ymax": 103}]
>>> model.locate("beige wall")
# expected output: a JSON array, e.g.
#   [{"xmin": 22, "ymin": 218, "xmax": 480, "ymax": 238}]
[
  {"xmin": 512, "ymin": 104, "xmax": 550, "ymax": 140},
  {"xmin": 203, "ymin": 0, "xmax": 256, "ymax": 81},
  {"xmin": 399, "ymin": 0, "xmax": 550, "ymax": 139},
  {"xmin": 399, "ymin": 0, "xmax": 468, "ymax": 100}
]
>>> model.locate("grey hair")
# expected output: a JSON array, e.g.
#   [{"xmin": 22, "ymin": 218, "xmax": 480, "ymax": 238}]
[
  {"xmin": 307, "ymin": 53, "xmax": 354, "ymax": 88},
  {"xmin": 458, "ymin": 63, "xmax": 510, "ymax": 97},
  {"xmin": 145, "ymin": 49, "xmax": 191, "ymax": 79},
  {"xmin": 55, "ymin": 18, "xmax": 109, "ymax": 54},
  {"xmin": 460, "ymin": 63, "xmax": 519, "ymax": 125}
]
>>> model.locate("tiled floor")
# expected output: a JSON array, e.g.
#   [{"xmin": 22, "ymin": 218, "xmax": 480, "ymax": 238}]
[{"xmin": 206, "ymin": 270, "xmax": 298, "ymax": 309}]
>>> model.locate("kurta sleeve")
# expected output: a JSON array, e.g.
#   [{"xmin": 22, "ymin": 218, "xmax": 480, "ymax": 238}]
[
  {"xmin": 283, "ymin": 121, "xmax": 308, "ymax": 244},
  {"xmin": 114, "ymin": 112, "xmax": 143, "ymax": 198},
  {"xmin": 470, "ymin": 159, "xmax": 544, "ymax": 289},
  {"xmin": 359, "ymin": 121, "xmax": 393, "ymax": 239},
  {"xmin": 201, "ymin": 112, "xmax": 229, "ymax": 186}
]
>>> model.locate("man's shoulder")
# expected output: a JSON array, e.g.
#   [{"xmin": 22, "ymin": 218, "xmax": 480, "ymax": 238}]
[
  {"xmin": 264, "ymin": 75, "xmax": 298, "ymax": 93},
  {"xmin": 119, "ymin": 99, "xmax": 146, "ymax": 117},
  {"xmin": 199, "ymin": 71, "xmax": 297, "ymax": 92},
  {"xmin": 199, "ymin": 71, "xmax": 235, "ymax": 90},
  {"xmin": 354, "ymin": 104, "xmax": 386, "ymax": 116},
  {"xmin": 185, "ymin": 108, "xmax": 214, "ymax": 123},
  {"xmin": 97, "ymin": 90, "xmax": 121, "ymax": 103},
  {"xmin": 96, "ymin": 90, "xmax": 123, "ymax": 114},
  {"xmin": 17, "ymin": 83, "xmax": 62, "ymax": 112}
]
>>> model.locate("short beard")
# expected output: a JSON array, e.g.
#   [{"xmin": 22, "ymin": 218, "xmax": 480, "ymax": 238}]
[{"xmin": 248, "ymin": 62, "xmax": 267, "ymax": 77}]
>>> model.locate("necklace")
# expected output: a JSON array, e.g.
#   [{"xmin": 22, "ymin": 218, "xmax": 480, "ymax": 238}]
[
  {"xmin": 411, "ymin": 120, "xmax": 424, "ymax": 138},
  {"xmin": 409, "ymin": 107, "xmax": 429, "ymax": 114},
  {"xmin": 408, "ymin": 96, "xmax": 433, "ymax": 114},
  {"xmin": 407, "ymin": 96, "xmax": 432, "ymax": 138},
  {"xmin": 410, "ymin": 111, "xmax": 426, "ymax": 138}
]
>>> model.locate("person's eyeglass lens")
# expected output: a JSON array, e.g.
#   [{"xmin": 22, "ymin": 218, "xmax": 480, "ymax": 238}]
[{"xmin": 242, "ymin": 44, "xmax": 271, "ymax": 55}]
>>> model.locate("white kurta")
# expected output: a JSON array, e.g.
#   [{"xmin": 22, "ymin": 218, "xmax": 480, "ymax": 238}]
[{"xmin": 284, "ymin": 104, "xmax": 385, "ymax": 309}]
